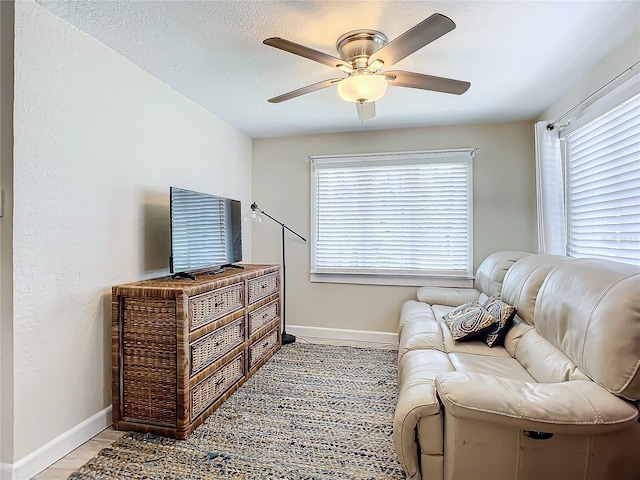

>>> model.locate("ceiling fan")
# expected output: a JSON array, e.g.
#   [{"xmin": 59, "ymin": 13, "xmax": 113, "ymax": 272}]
[{"xmin": 263, "ymin": 13, "xmax": 470, "ymax": 121}]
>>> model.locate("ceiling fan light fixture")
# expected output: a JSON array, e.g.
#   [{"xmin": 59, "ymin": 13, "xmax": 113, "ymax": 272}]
[{"xmin": 337, "ymin": 74, "xmax": 388, "ymax": 103}]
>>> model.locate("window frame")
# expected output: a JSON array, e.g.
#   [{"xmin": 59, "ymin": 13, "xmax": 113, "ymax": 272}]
[{"xmin": 309, "ymin": 149, "xmax": 475, "ymax": 287}]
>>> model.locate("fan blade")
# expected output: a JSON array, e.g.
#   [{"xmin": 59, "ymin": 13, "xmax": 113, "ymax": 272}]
[
  {"xmin": 268, "ymin": 78, "xmax": 343, "ymax": 103},
  {"xmin": 356, "ymin": 101, "xmax": 376, "ymax": 121},
  {"xmin": 368, "ymin": 13, "xmax": 456, "ymax": 67},
  {"xmin": 385, "ymin": 70, "xmax": 470, "ymax": 95},
  {"xmin": 264, "ymin": 37, "xmax": 353, "ymax": 71}
]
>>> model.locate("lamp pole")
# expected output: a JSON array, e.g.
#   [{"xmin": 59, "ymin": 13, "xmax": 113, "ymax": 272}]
[{"xmin": 250, "ymin": 203, "xmax": 306, "ymax": 345}]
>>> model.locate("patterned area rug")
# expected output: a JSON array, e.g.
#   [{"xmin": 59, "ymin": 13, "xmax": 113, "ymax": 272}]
[{"xmin": 70, "ymin": 343, "xmax": 406, "ymax": 479}]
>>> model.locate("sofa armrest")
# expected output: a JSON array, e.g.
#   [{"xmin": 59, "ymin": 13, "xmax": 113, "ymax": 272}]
[
  {"xmin": 435, "ymin": 372, "xmax": 638, "ymax": 434},
  {"xmin": 394, "ymin": 382, "xmax": 441, "ymax": 480},
  {"xmin": 416, "ymin": 287, "xmax": 480, "ymax": 306}
]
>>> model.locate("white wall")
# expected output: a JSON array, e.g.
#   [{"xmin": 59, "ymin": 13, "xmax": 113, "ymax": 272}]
[
  {"xmin": 9, "ymin": 0, "xmax": 252, "ymax": 468},
  {"xmin": 252, "ymin": 121, "xmax": 536, "ymax": 334},
  {"xmin": 0, "ymin": 0, "xmax": 14, "ymax": 467},
  {"xmin": 540, "ymin": 29, "xmax": 640, "ymax": 122}
]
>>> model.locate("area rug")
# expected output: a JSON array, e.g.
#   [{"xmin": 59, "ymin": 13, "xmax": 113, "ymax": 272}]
[{"xmin": 69, "ymin": 343, "xmax": 406, "ymax": 479}]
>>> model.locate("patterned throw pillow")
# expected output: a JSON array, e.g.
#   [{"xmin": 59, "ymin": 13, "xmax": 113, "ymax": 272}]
[
  {"xmin": 482, "ymin": 298, "xmax": 517, "ymax": 347},
  {"xmin": 442, "ymin": 301, "xmax": 481, "ymax": 322},
  {"xmin": 443, "ymin": 305, "xmax": 499, "ymax": 341}
]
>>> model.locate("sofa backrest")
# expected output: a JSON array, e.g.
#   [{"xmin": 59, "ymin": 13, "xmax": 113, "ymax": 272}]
[
  {"xmin": 535, "ymin": 258, "xmax": 640, "ymax": 401},
  {"xmin": 474, "ymin": 251, "xmax": 532, "ymax": 298},
  {"xmin": 502, "ymin": 254, "xmax": 590, "ymax": 383},
  {"xmin": 502, "ymin": 254, "xmax": 571, "ymax": 325}
]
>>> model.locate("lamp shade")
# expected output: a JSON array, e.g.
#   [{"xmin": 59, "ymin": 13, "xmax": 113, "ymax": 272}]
[
  {"xmin": 337, "ymin": 74, "xmax": 388, "ymax": 103},
  {"xmin": 243, "ymin": 210, "xmax": 262, "ymax": 223}
]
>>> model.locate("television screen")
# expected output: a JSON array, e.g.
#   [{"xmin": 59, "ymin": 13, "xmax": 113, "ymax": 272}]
[{"xmin": 170, "ymin": 187, "xmax": 242, "ymax": 273}]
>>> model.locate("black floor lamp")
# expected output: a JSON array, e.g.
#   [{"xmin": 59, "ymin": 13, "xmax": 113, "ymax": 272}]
[{"xmin": 246, "ymin": 202, "xmax": 306, "ymax": 345}]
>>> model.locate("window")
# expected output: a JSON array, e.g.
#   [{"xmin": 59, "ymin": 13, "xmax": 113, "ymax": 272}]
[
  {"xmin": 561, "ymin": 85, "xmax": 640, "ymax": 266},
  {"xmin": 310, "ymin": 150, "xmax": 474, "ymax": 286}
]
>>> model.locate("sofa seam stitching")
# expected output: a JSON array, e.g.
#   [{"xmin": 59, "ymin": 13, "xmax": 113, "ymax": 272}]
[
  {"xmin": 497, "ymin": 376, "xmax": 526, "ymax": 417},
  {"xmin": 578, "ymin": 277, "xmax": 616, "ymax": 360},
  {"xmin": 509, "ymin": 265, "xmax": 538, "ymax": 322},
  {"xmin": 579, "ymin": 272, "xmax": 638, "ymax": 375},
  {"xmin": 564, "ymin": 382, "xmax": 602, "ymax": 423},
  {"xmin": 511, "ymin": 327, "xmax": 534, "ymax": 359},
  {"xmin": 486, "ymin": 259, "xmax": 501, "ymax": 297},
  {"xmin": 612, "ymin": 356, "xmax": 640, "ymax": 396}
]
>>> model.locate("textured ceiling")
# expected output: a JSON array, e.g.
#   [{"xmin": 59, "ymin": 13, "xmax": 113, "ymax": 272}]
[{"xmin": 38, "ymin": 1, "xmax": 640, "ymax": 138}]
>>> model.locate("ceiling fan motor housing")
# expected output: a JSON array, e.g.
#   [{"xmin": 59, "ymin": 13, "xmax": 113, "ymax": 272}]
[{"xmin": 336, "ymin": 29, "xmax": 388, "ymax": 66}]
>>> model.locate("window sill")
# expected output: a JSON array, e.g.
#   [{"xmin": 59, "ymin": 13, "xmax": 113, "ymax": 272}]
[{"xmin": 309, "ymin": 272, "xmax": 474, "ymax": 288}]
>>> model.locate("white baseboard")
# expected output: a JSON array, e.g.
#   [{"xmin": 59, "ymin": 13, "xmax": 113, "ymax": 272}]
[
  {"xmin": 2, "ymin": 406, "xmax": 112, "ymax": 480},
  {"xmin": 286, "ymin": 325, "xmax": 398, "ymax": 348}
]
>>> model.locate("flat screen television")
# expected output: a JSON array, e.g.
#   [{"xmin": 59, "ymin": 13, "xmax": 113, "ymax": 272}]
[{"xmin": 170, "ymin": 187, "xmax": 242, "ymax": 274}]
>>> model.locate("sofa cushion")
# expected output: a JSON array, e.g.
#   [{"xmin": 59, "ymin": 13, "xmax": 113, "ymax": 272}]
[
  {"xmin": 399, "ymin": 299, "xmax": 437, "ymax": 333},
  {"xmin": 398, "ymin": 349, "xmax": 455, "ymax": 394},
  {"xmin": 443, "ymin": 305, "xmax": 498, "ymax": 341},
  {"xmin": 482, "ymin": 298, "xmax": 516, "ymax": 347},
  {"xmin": 447, "ymin": 352, "xmax": 537, "ymax": 382},
  {"xmin": 431, "ymin": 304, "xmax": 455, "ymax": 321},
  {"xmin": 398, "ymin": 301, "xmax": 445, "ymax": 362},
  {"xmin": 511, "ymin": 328, "xmax": 590, "ymax": 383},
  {"xmin": 534, "ymin": 258, "xmax": 640, "ymax": 400},
  {"xmin": 399, "ymin": 319, "xmax": 444, "ymax": 360},
  {"xmin": 501, "ymin": 254, "xmax": 571, "ymax": 325},
  {"xmin": 416, "ymin": 286, "xmax": 480, "ymax": 306},
  {"xmin": 474, "ymin": 251, "xmax": 532, "ymax": 298},
  {"xmin": 503, "ymin": 315, "xmax": 534, "ymax": 356}
]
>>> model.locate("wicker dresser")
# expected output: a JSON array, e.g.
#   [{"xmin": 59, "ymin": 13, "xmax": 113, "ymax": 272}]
[{"xmin": 112, "ymin": 264, "xmax": 281, "ymax": 439}]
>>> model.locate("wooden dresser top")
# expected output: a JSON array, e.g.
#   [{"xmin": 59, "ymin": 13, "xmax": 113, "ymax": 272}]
[{"xmin": 113, "ymin": 264, "xmax": 280, "ymax": 297}]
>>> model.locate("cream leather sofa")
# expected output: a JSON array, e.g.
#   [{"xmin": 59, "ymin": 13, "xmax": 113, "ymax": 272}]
[{"xmin": 394, "ymin": 251, "xmax": 640, "ymax": 480}]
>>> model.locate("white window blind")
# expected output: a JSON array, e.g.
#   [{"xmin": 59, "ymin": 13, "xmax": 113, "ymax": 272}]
[
  {"xmin": 310, "ymin": 150, "xmax": 474, "ymax": 284},
  {"xmin": 563, "ymin": 92, "xmax": 640, "ymax": 266}
]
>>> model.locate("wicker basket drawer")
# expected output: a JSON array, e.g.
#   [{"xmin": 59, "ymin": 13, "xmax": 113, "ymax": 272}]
[
  {"xmin": 247, "ymin": 273, "xmax": 279, "ymax": 304},
  {"xmin": 190, "ymin": 283, "xmax": 243, "ymax": 330},
  {"xmin": 191, "ymin": 352, "xmax": 245, "ymax": 420},
  {"xmin": 248, "ymin": 327, "xmax": 279, "ymax": 370},
  {"xmin": 248, "ymin": 300, "xmax": 279, "ymax": 337},
  {"xmin": 190, "ymin": 318, "xmax": 245, "ymax": 375}
]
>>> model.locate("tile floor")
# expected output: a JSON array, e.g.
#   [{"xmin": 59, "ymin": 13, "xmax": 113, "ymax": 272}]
[{"xmin": 32, "ymin": 338, "xmax": 397, "ymax": 479}]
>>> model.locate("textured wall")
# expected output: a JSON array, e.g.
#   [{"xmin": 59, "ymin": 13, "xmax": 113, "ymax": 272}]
[
  {"xmin": 539, "ymin": 29, "xmax": 640, "ymax": 123},
  {"xmin": 0, "ymin": 0, "xmax": 14, "ymax": 466},
  {"xmin": 252, "ymin": 122, "xmax": 536, "ymax": 333},
  {"xmin": 12, "ymin": 1, "xmax": 251, "ymax": 462}
]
